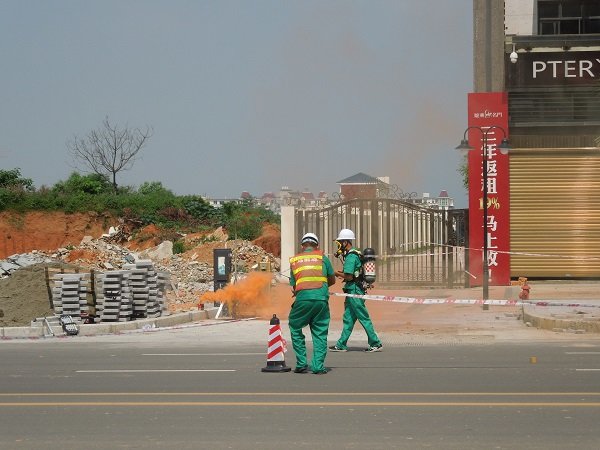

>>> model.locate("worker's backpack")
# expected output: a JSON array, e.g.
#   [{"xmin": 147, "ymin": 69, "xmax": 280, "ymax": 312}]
[{"xmin": 347, "ymin": 247, "xmax": 376, "ymax": 290}]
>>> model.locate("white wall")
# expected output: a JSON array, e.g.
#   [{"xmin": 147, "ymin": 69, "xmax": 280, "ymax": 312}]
[{"xmin": 505, "ymin": 0, "xmax": 536, "ymax": 36}]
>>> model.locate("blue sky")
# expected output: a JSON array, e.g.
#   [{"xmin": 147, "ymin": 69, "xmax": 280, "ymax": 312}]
[{"xmin": 0, "ymin": 0, "xmax": 472, "ymax": 206}]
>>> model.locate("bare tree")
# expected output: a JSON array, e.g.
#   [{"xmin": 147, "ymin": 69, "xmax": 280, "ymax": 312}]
[{"xmin": 67, "ymin": 117, "xmax": 153, "ymax": 193}]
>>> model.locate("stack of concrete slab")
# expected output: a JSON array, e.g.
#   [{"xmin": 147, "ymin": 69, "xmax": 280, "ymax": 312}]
[
  {"xmin": 157, "ymin": 271, "xmax": 170, "ymax": 312},
  {"xmin": 122, "ymin": 260, "xmax": 167, "ymax": 318},
  {"xmin": 51, "ymin": 273, "xmax": 90, "ymax": 318},
  {"xmin": 122, "ymin": 263, "xmax": 151, "ymax": 318},
  {"xmin": 49, "ymin": 261, "xmax": 169, "ymax": 323},
  {"xmin": 95, "ymin": 270, "xmax": 132, "ymax": 322}
]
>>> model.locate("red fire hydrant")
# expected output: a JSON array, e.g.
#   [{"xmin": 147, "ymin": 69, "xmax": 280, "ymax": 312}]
[{"xmin": 519, "ymin": 283, "xmax": 531, "ymax": 300}]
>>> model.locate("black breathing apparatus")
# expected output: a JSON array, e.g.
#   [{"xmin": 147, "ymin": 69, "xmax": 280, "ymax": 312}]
[
  {"xmin": 334, "ymin": 240, "xmax": 347, "ymax": 259},
  {"xmin": 334, "ymin": 241, "xmax": 377, "ymax": 291}
]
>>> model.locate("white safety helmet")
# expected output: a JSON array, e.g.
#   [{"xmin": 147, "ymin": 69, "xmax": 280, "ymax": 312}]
[
  {"xmin": 336, "ymin": 229, "xmax": 355, "ymax": 240},
  {"xmin": 301, "ymin": 232, "xmax": 319, "ymax": 246}
]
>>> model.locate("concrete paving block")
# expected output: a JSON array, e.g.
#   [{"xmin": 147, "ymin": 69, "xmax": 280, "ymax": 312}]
[
  {"xmin": 2, "ymin": 326, "xmax": 42, "ymax": 339},
  {"xmin": 110, "ymin": 322, "xmax": 137, "ymax": 332}
]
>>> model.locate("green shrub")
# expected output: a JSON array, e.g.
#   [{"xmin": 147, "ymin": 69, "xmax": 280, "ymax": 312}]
[
  {"xmin": 52, "ymin": 172, "xmax": 112, "ymax": 195},
  {"xmin": 0, "ymin": 170, "xmax": 280, "ymax": 237},
  {"xmin": 226, "ymin": 211, "xmax": 263, "ymax": 241},
  {"xmin": 172, "ymin": 240, "xmax": 186, "ymax": 254}
]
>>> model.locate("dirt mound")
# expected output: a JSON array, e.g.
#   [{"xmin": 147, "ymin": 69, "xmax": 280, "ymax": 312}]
[
  {"xmin": 0, "ymin": 211, "xmax": 111, "ymax": 259},
  {"xmin": 124, "ymin": 224, "xmax": 184, "ymax": 251},
  {"xmin": 0, "ymin": 262, "xmax": 78, "ymax": 326},
  {"xmin": 253, "ymin": 223, "xmax": 280, "ymax": 257}
]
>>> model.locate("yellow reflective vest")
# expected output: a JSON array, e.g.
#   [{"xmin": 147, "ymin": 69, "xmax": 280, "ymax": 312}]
[{"xmin": 289, "ymin": 250, "xmax": 327, "ymax": 291}]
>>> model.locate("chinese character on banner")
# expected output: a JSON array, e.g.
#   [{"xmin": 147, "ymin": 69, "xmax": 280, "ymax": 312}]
[{"xmin": 467, "ymin": 92, "xmax": 511, "ymax": 287}]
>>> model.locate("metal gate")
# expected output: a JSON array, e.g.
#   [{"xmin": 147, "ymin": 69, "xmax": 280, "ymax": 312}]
[{"xmin": 295, "ymin": 199, "xmax": 468, "ymax": 287}]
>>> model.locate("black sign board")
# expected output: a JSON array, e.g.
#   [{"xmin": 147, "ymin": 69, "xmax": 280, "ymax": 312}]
[
  {"xmin": 506, "ymin": 51, "xmax": 600, "ymax": 87},
  {"xmin": 213, "ymin": 248, "xmax": 232, "ymax": 291}
]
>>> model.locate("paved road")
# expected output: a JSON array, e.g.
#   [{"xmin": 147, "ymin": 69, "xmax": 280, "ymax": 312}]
[{"xmin": 2, "ymin": 320, "xmax": 600, "ymax": 449}]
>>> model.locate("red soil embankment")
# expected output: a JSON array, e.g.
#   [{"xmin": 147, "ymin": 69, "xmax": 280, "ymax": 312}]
[{"xmin": 0, "ymin": 211, "xmax": 110, "ymax": 259}]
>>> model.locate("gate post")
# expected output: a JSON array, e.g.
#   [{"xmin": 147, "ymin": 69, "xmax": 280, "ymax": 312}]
[
  {"xmin": 280, "ymin": 205, "xmax": 296, "ymax": 279},
  {"xmin": 447, "ymin": 210, "xmax": 454, "ymax": 288},
  {"xmin": 429, "ymin": 211, "xmax": 435, "ymax": 284},
  {"xmin": 371, "ymin": 200, "xmax": 379, "ymax": 254}
]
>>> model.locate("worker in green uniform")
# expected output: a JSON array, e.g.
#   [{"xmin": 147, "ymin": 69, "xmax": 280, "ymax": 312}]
[
  {"xmin": 329, "ymin": 228, "xmax": 383, "ymax": 352},
  {"xmin": 289, "ymin": 232, "xmax": 336, "ymax": 374}
]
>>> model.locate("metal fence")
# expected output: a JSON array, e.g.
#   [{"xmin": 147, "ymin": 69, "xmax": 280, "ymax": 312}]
[{"xmin": 295, "ymin": 198, "xmax": 468, "ymax": 288}]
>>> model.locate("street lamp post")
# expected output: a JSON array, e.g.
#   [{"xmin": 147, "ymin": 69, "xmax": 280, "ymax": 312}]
[{"xmin": 456, "ymin": 126, "xmax": 510, "ymax": 309}]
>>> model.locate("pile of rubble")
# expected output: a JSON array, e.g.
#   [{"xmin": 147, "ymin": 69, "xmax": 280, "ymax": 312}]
[
  {"xmin": 0, "ymin": 251, "xmax": 56, "ymax": 278},
  {"xmin": 0, "ymin": 227, "xmax": 281, "ymax": 311}
]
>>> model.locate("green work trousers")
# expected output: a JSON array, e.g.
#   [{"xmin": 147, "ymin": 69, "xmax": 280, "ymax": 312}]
[
  {"xmin": 288, "ymin": 300, "xmax": 330, "ymax": 372},
  {"xmin": 335, "ymin": 296, "xmax": 381, "ymax": 349}
]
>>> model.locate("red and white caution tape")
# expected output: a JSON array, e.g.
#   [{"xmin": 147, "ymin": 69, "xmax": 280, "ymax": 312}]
[
  {"xmin": 333, "ymin": 292, "xmax": 600, "ymax": 309},
  {"xmin": 387, "ymin": 241, "xmax": 600, "ymax": 261}
]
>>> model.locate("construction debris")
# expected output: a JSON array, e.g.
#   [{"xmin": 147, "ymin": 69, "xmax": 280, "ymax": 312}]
[
  {"xmin": 0, "ymin": 226, "xmax": 281, "ymax": 325},
  {"xmin": 0, "ymin": 251, "xmax": 55, "ymax": 278}
]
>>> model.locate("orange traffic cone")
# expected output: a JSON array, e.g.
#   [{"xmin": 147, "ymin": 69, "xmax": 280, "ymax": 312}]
[{"xmin": 261, "ymin": 314, "xmax": 291, "ymax": 373}]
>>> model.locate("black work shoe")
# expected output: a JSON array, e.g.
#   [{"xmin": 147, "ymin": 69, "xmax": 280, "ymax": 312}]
[
  {"xmin": 365, "ymin": 345, "xmax": 383, "ymax": 353},
  {"xmin": 312, "ymin": 368, "xmax": 330, "ymax": 375},
  {"xmin": 328, "ymin": 345, "xmax": 347, "ymax": 352},
  {"xmin": 294, "ymin": 366, "xmax": 309, "ymax": 373}
]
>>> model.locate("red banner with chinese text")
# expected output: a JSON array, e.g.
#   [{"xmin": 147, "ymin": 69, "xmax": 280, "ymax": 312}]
[{"xmin": 467, "ymin": 92, "xmax": 510, "ymax": 286}]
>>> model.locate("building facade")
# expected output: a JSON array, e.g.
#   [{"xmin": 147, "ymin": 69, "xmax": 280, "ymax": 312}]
[
  {"xmin": 411, "ymin": 191, "xmax": 455, "ymax": 211},
  {"xmin": 473, "ymin": 0, "xmax": 600, "ymax": 279}
]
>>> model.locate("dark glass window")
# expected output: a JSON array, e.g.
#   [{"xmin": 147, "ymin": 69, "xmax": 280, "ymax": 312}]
[
  {"xmin": 585, "ymin": 18, "xmax": 600, "ymax": 33},
  {"xmin": 539, "ymin": 3, "xmax": 559, "ymax": 16},
  {"xmin": 561, "ymin": 19, "xmax": 580, "ymax": 33},
  {"xmin": 540, "ymin": 21, "xmax": 558, "ymax": 34},
  {"xmin": 538, "ymin": 1, "xmax": 600, "ymax": 34},
  {"xmin": 588, "ymin": 4, "xmax": 600, "ymax": 16},
  {"xmin": 562, "ymin": 3, "xmax": 581, "ymax": 17}
]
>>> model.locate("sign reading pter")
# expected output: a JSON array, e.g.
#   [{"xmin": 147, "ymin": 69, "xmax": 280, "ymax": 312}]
[
  {"xmin": 506, "ymin": 51, "xmax": 600, "ymax": 87},
  {"xmin": 533, "ymin": 58, "xmax": 600, "ymax": 79}
]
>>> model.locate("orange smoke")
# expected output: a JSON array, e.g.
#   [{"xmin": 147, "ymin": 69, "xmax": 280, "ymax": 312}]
[{"xmin": 201, "ymin": 272, "xmax": 274, "ymax": 318}]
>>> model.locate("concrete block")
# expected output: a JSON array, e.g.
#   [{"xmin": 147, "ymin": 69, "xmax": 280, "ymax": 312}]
[
  {"xmin": 155, "ymin": 314, "xmax": 187, "ymax": 328},
  {"xmin": 2, "ymin": 326, "xmax": 42, "ymax": 339},
  {"xmin": 109, "ymin": 322, "xmax": 137, "ymax": 333},
  {"xmin": 78, "ymin": 323, "xmax": 112, "ymax": 336}
]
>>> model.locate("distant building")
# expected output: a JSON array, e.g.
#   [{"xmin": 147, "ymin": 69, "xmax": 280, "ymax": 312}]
[
  {"xmin": 205, "ymin": 179, "xmax": 453, "ymax": 213},
  {"xmin": 336, "ymin": 172, "xmax": 390, "ymax": 199},
  {"xmin": 410, "ymin": 190, "xmax": 454, "ymax": 210},
  {"xmin": 206, "ymin": 197, "xmax": 242, "ymax": 208}
]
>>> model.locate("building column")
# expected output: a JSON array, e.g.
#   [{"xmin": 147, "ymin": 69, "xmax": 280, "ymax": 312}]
[{"xmin": 280, "ymin": 205, "xmax": 296, "ymax": 279}]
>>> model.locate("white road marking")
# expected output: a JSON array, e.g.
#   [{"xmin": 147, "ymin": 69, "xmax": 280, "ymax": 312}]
[
  {"xmin": 142, "ymin": 353, "xmax": 263, "ymax": 356},
  {"xmin": 566, "ymin": 352, "xmax": 600, "ymax": 355},
  {"xmin": 76, "ymin": 369, "xmax": 236, "ymax": 373}
]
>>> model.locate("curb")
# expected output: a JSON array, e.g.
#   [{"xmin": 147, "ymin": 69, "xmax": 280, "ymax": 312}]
[
  {"xmin": 0, "ymin": 307, "xmax": 220, "ymax": 340},
  {"xmin": 523, "ymin": 308, "xmax": 600, "ymax": 334}
]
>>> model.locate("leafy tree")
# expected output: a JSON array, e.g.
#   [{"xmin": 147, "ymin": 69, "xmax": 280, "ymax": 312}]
[
  {"xmin": 458, "ymin": 156, "xmax": 468, "ymax": 191},
  {"xmin": 0, "ymin": 168, "xmax": 34, "ymax": 211},
  {"xmin": 67, "ymin": 117, "xmax": 153, "ymax": 194},
  {"xmin": 52, "ymin": 172, "xmax": 112, "ymax": 195},
  {"xmin": 138, "ymin": 181, "xmax": 172, "ymax": 196},
  {"xmin": 182, "ymin": 196, "xmax": 222, "ymax": 225},
  {"xmin": 227, "ymin": 209, "xmax": 263, "ymax": 241},
  {"xmin": 221, "ymin": 198, "xmax": 277, "ymax": 241},
  {"xmin": 0, "ymin": 168, "xmax": 34, "ymax": 191}
]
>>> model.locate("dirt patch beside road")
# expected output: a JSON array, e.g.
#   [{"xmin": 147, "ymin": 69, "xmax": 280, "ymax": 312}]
[
  {"xmin": 236, "ymin": 282, "xmax": 512, "ymax": 336},
  {"xmin": 0, "ymin": 263, "xmax": 78, "ymax": 327}
]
